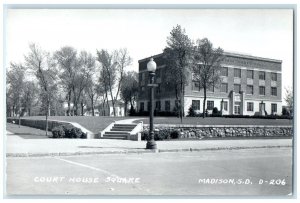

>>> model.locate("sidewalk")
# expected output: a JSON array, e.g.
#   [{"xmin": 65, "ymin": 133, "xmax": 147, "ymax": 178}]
[{"xmin": 6, "ymin": 123, "xmax": 293, "ymax": 157}]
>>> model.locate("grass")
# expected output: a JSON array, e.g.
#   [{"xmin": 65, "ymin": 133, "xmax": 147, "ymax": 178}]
[
  {"xmin": 10, "ymin": 116, "xmax": 292, "ymax": 134},
  {"xmin": 6, "ymin": 123, "xmax": 50, "ymax": 139},
  {"xmin": 134, "ymin": 116, "xmax": 293, "ymax": 126},
  {"xmin": 18, "ymin": 116, "xmax": 138, "ymax": 133}
]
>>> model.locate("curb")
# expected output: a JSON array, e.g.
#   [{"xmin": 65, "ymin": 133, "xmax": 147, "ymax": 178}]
[{"xmin": 6, "ymin": 145, "xmax": 292, "ymax": 158}]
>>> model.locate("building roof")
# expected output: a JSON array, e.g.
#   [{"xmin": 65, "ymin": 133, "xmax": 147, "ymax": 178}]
[{"xmin": 138, "ymin": 51, "xmax": 282, "ymax": 64}]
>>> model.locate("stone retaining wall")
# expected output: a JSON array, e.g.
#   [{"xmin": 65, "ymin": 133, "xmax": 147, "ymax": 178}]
[{"xmin": 143, "ymin": 124, "xmax": 292, "ymax": 138}]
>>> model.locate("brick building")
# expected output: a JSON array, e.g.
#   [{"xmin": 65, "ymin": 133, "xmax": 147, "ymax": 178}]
[{"xmin": 137, "ymin": 52, "xmax": 282, "ymax": 116}]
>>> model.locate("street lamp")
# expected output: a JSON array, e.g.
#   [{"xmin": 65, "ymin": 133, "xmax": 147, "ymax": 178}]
[{"xmin": 146, "ymin": 58, "xmax": 157, "ymax": 150}]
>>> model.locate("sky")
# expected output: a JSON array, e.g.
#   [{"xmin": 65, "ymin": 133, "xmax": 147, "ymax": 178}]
[{"xmin": 5, "ymin": 8, "xmax": 293, "ymax": 103}]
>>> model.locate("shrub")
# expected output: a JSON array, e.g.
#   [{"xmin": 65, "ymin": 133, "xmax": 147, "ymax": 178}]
[
  {"xmin": 71, "ymin": 127, "xmax": 83, "ymax": 138},
  {"xmin": 63, "ymin": 125, "xmax": 74, "ymax": 138},
  {"xmin": 51, "ymin": 125, "xmax": 65, "ymax": 138},
  {"xmin": 142, "ymin": 131, "xmax": 151, "ymax": 141},
  {"xmin": 170, "ymin": 129, "xmax": 180, "ymax": 139},
  {"xmin": 157, "ymin": 129, "xmax": 171, "ymax": 140},
  {"xmin": 212, "ymin": 107, "xmax": 219, "ymax": 114},
  {"xmin": 188, "ymin": 106, "xmax": 196, "ymax": 117}
]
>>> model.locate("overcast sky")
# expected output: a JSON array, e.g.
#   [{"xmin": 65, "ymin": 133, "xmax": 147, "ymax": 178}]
[{"xmin": 5, "ymin": 8, "xmax": 293, "ymax": 103}]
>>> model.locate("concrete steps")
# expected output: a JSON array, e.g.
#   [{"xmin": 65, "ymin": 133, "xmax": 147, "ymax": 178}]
[{"xmin": 101, "ymin": 123, "xmax": 137, "ymax": 140}]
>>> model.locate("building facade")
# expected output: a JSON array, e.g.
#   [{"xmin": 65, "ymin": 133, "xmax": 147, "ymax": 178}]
[{"xmin": 137, "ymin": 52, "xmax": 282, "ymax": 116}]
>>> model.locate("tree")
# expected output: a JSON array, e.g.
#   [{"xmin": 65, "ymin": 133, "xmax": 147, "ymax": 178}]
[
  {"xmin": 53, "ymin": 46, "xmax": 78, "ymax": 116},
  {"xmin": 120, "ymin": 71, "xmax": 139, "ymax": 116},
  {"xmin": 21, "ymin": 81, "xmax": 38, "ymax": 116},
  {"xmin": 192, "ymin": 38, "xmax": 224, "ymax": 118},
  {"xmin": 6, "ymin": 63, "xmax": 26, "ymax": 117},
  {"xmin": 114, "ymin": 48, "xmax": 132, "ymax": 100},
  {"xmin": 72, "ymin": 51, "xmax": 95, "ymax": 115},
  {"xmin": 164, "ymin": 25, "xmax": 193, "ymax": 123},
  {"xmin": 25, "ymin": 43, "xmax": 57, "ymax": 136},
  {"xmin": 96, "ymin": 49, "xmax": 118, "ymax": 116},
  {"xmin": 284, "ymin": 86, "xmax": 293, "ymax": 116}
]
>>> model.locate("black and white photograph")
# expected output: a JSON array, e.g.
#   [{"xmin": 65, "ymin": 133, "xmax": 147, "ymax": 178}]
[{"xmin": 2, "ymin": 3, "xmax": 296, "ymax": 198}]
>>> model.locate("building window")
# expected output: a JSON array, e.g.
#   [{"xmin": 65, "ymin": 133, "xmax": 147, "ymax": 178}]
[
  {"xmin": 141, "ymin": 87, "xmax": 145, "ymax": 92},
  {"xmin": 192, "ymin": 81, "xmax": 200, "ymax": 91},
  {"xmin": 175, "ymin": 100, "xmax": 179, "ymax": 109},
  {"xmin": 271, "ymin": 73, "xmax": 277, "ymax": 81},
  {"xmin": 156, "ymin": 84, "xmax": 161, "ymax": 94},
  {"xmin": 155, "ymin": 101, "xmax": 161, "ymax": 111},
  {"xmin": 140, "ymin": 102, "xmax": 144, "ymax": 111},
  {"xmin": 247, "ymin": 70, "xmax": 254, "ymax": 79},
  {"xmin": 271, "ymin": 87, "xmax": 277, "ymax": 96},
  {"xmin": 259, "ymin": 71, "xmax": 265, "ymax": 80},
  {"xmin": 259, "ymin": 86, "xmax": 265, "ymax": 95},
  {"xmin": 234, "ymin": 84, "xmax": 241, "ymax": 93},
  {"xmin": 192, "ymin": 100, "xmax": 200, "ymax": 110},
  {"xmin": 147, "ymin": 102, "xmax": 150, "ymax": 111},
  {"xmin": 208, "ymin": 85, "xmax": 214, "ymax": 92},
  {"xmin": 220, "ymin": 83, "xmax": 228, "ymax": 93},
  {"xmin": 246, "ymin": 85, "xmax": 253, "ymax": 95},
  {"xmin": 221, "ymin": 101, "xmax": 228, "ymax": 111},
  {"xmin": 247, "ymin": 102, "xmax": 254, "ymax": 111},
  {"xmin": 207, "ymin": 101, "xmax": 214, "ymax": 110},
  {"xmin": 165, "ymin": 100, "xmax": 170, "ymax": 111},
  {"xmin": 234, "ymin": 68, "xmax": 241, "ymax": 78},
  {"xmin": 271, "ymin": 103, "xmax": 277, "ymax": 114},
  {"xmin": 221, "ymin": 67, "xmax": 228, "ymax": 76}
]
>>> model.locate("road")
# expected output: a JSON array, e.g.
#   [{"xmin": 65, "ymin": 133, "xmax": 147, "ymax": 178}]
[{"xmin": 6, "ymin": 147, "xmax": 293, "ymax": 196}]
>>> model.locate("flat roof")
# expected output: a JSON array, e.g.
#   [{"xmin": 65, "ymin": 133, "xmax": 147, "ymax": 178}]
[{"xmin": 138, "ymin": 51, "xmax": 282, "ymax": 64}]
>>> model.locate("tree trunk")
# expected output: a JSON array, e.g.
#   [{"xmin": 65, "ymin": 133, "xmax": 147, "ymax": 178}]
[
  {"xmin": 45, "ymin": 100, "xmax": 49, "ymax": 137},
  {"xmin": 81, "ymin": 102, "xmax": 84, "ymax": 116},
  {"xmin": 203, "ymin": 87, "xmax": 207, "ymax": 118},
  {"xmin": 91, "ymin": 97, "xmax": 95, "ymax": 116},
  {"xmin": 67, "ymin": 90, "xmax": 71, "ymax": 116},
  {"xmin": 180, "ymin": 82, "xmax": 184, "ymax": 123}
]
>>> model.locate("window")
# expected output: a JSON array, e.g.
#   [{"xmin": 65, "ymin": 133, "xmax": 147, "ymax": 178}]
[
  {"xmin": 271, "ymin": 73, "xmax": 277, "ymax": 81},
  {"xmin": 192, "ymin": 81, "xmax": 200, "ymax": 91},
  {"xmin": 224, "ymin": 101, "xmax": 228, "ymax": 111},
  {"xmin": 221, "ymin": 101, "xmax": 228, "ymax": 111},
  {"xmin": 259, "ymin": 71, "xmax": 265, "ymax": 80},
  {"xmin": 155, "ymin": 101, "xmax": 161, "ymax": 111},
  {"xmin": 147, "ymin": 102, "xmax": 150, "ymax": 111},
  {"xmin": 165, "ymin": 100, "xmax": 170, "ymax": 111},
  {"xmin": 271, "ymin": 87, "xmax": 277, "ymax": 96},
  {"xmin": 208, "ymin": 85, "xmax": 214, "ymax": 92},
  {"xmin": 220, "ymin": 83, "xmax": 228, "ymax": 93},
  {"xmin": 247, "ymin": 70, "xmax": 254, "ymax": 79},
  {"xmin": 221, "ymin": 67, "xmax": 228, "ymax": 76},
  {"xmin": 207, "ymin": 101, "xmax": 214, "ymax": 110},
  {"xmin": 247, "ymin": 102, "xmax": 254, "ymax": 111},
  {"xmin": 175, "ymin": 100, "xmax": 179, "ymax": 109},
  {"xmin": 234, "ymin": 84, "xmax": 241, "ymax": 93},
  {"xmin": 192, "ymin": 100, "xmax": 200, "ymax": 110},
  {"xmin": 141, "ymin": 87, "xmax": 145, "ymax": 92},
  {"xmin": 140, "ymin": 102, "xmax": 144, "ymax": 111},
  {"xmin": 234, "ymin": 68, "xmax": 241, "ymax": 78},
  {"xmin": 259, "ymin": 86, "xmax": 265, "ymax": 95},
  {"xmin": 271, "ymin": 103, "xmax": 277, "ymax": 114},
  {"xmin": 156, "ymin": 84, "xmax": 161, "ymax": 94},
  {"xmin": 246, "ymin": 85, "xmax": 253, "ymax": 95}
]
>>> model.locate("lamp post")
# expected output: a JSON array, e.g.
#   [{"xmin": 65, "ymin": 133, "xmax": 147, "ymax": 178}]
[{"xmin": 146, "ymin": 58, "xmax": 157, "ymax": 150}]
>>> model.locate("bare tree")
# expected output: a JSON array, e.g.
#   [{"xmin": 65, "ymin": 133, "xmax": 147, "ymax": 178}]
[
  {"xmin": 192, "ymin": 38, "xmax": 224, "ymax": 118},
  {"xmin": 53, "ymin": 46, "xmax": 78, "ymax": 116},
  {"xmin": 120, "ymin": 71, "xmax": 138, "ymax": 115},
  {"xmin": 71, "ymin": 51, "xmax": 95, "ymax": 115},
  {"xmin": 25, "ymin": 43, "xmax": 57, "ymax": 136},
  {"xmin": 6, "ymin": 63, "xmax": 26, "ymax": 117},
  {"xmin": 284, "ymin": 86, "xmax": 293, "ymax": 116},
  {"xmin": 164, "ymin": 24, "xmax": 193, "ymax": 122},
  {"xmin": 96, "ymin": 49, "xmax": 118, "ymax": 116}
]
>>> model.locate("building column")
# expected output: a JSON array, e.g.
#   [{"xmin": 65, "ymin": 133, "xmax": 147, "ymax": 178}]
[{"xmin": 240, "ymin": 91, "xmax": 246, "ymax": 115}]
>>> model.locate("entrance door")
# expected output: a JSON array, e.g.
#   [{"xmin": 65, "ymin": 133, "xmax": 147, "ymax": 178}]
[{"xmin": 234, "ymin": 102, "xmax": 241, "ymax": 115}]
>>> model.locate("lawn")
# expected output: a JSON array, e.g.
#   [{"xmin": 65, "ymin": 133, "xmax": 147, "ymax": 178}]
[
  {"xmin": 134, "ymin": 117, "xmax": 293, "ymax": 126},
  {"xmin": 11, "ymin": 116, "xmax": 292, "ymax": 134},
  {"xmin": 18, "ymin": 116, "xmax": 135, "ymax": 133}
]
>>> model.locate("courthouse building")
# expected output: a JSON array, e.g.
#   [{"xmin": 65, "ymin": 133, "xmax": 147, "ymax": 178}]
[{"xmin": 137, "ymin": 51, "xmax": 282, "ymax": 116}]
